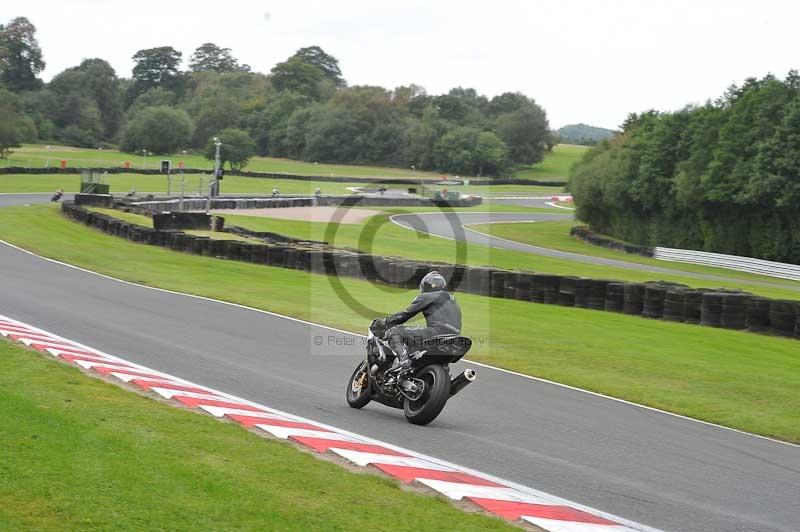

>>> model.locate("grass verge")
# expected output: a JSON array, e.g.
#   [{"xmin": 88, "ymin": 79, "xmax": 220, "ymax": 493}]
[
  {"xmin": 0, "ymin": 339, "xmax": 514, "ymax": 531},
  {"xmin": 2, "ymin": 143, "xmax": 582, "ymax": 180},
  {"xmin": 1, "ymin": 204, "xmax": 799, "ymax": 443}
]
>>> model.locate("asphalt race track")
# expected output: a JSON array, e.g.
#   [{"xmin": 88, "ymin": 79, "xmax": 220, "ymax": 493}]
[
  {"xmin": 1, "ymin": 241, "xmax": 798, "ymax": 532},
  {"xmin": 0, "ymin": 193, "xmax": 75, "ymax": 207}
]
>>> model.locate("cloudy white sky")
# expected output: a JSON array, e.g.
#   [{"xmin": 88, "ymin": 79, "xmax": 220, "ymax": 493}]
[{"xmin": 7, "ymin": 0, "xmax": 800, "ymax": 129}]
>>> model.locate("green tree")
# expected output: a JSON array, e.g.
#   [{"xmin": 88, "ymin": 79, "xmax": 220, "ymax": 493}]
[
  {"xmin": 246, "ymin": 91, "xmax": 310, "ymax": 156},
  {"xmin": 0, "ymin": 17, "xmax": 45, "ymax": 91},
  {"xmin": 130, "ymin": 46, "xmax": 183, "ymax": 99},
  {"xmin": 120, "ymin": 106, "xmax": 194, "ymax": 155},
  {"xmin": 189, "ymin": 43, "xmax": 249, "ymax": 73},
  {"xmin": 0, "ymin": 87, "xmax": 33, "ymax": 157},
  {"xmin": 434, "ymin": 127, "xmax": 478, "ymax": 174},
  {"xmin": 205, "ymin": 128, "xmax": 256, "ymax": 171},
  {"xmin": 48, "ymin": 58, "xmax": 122, "ymax": 141},
  {"xmin": 474, "ymin": 131, "xmax": 510, "ymax": 176},
  {"xmin": 270, "ymin": 57, "xmax": 328, "ymax": 100},
  {"xmin": 291, "ymin": 46, "xmax": 345, "ymax": 87},
  {"xmin": 190, "ymin": 94, "xmax": 242, "ymax": 148},
  {"xmin": 494, "ymin": 104, "xmax": 550, "ymax": 164}
]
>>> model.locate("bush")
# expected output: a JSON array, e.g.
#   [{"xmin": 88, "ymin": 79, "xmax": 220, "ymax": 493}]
[
  {"xmin": 204, "ymin": 128, "xmax": 256, "ymax": 171},
  {"xmin": 58, "ymin": 125, "xmax": 97, "ymax": 148},
  {"xmin": 121, "ymin": 105, "xmax": 194, "ymax": 155}
]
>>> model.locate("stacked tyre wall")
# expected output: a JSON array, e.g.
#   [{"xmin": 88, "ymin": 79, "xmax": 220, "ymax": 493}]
[
  {"xmin": 125, "ymin": 195, "xmax": 482, "ymax": 212},
  {"xmin": 62, "ymin": 202, "xmax": 800, "ymax": 341}
]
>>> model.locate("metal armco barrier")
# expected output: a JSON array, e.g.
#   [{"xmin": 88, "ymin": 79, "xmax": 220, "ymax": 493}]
[{"xmin": 654, "ymin": 247, "xmax": 800, "ymax": 282}]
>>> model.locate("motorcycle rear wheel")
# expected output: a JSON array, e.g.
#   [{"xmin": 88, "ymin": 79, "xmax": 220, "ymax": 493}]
[
  {"xmin": 403, "ymin": 365, "xmax": 450, "ymax": 425},
  {"xmin": 346, "ymin": 361, "xmax": 372, "ymax": 409}
]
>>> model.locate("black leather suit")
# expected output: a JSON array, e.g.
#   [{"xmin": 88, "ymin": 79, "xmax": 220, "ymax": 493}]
[{"xmin": 384, "ymin": 290, "xmax": 462, "ymax": 356}]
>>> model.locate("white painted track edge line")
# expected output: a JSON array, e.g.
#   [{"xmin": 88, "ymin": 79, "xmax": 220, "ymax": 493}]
[
  {"xmin": 1, "ymin": 237, "xmax": 797, "ymax": 451},
  {"xmin": 0, "ymin": 311, "xmax": 662, "ymax": 532},
  {"xmin": 543, "ymin": 201, "xmax": 576, "ymax": 210}
]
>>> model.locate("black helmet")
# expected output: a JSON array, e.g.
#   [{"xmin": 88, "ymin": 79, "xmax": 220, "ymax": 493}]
[{"xmin": 420, "ymin": 271, "xmax": 446, "ymax": 293}]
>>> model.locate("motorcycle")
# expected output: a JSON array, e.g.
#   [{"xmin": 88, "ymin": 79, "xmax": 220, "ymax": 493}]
[{"xmin": 346, "ymin": 319, "xmax": 476, "ymax": 425}]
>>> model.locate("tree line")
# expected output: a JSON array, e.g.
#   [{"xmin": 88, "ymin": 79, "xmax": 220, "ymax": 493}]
[
  {"xmin": 569, "ymin": 73, "xmax": 800, "ymax": 263},
  {"xmin": 0, "ymin": 16, "xmax": 554, "ymax": 175}
]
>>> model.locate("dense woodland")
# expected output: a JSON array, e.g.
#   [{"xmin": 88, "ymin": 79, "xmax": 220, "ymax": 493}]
[
  {"xmin": 0, "ymin": 17, "xmax": 554, "ymax": 176},
  {"xmin": 569, "ymin": 73, "xmax": 800, "ymax": 263}
]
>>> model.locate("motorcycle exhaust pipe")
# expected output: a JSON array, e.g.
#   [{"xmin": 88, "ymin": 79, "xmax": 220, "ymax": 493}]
[{"xmin": 449, "ymin": 368, "xmax": 476, "ymax": 397}]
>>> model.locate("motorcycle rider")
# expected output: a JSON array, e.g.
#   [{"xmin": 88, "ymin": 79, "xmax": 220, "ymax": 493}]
[{"xmin": 378, "ymin": 271, "xmax": 462, "ymax": 374}]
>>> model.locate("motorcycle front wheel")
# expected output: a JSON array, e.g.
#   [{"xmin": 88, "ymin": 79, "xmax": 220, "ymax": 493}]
[
  {"xmin": 346, "ymin": 360, "xmax": 372, "ymax": 409},
  {"xmin": 403, "ymin": 364, "xmax": 450, "ymax": 425}
]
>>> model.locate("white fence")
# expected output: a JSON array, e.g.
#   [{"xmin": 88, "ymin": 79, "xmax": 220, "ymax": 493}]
[{"xmin": 654, "ymin": 247, "xmax": 800, "ymax": 282}]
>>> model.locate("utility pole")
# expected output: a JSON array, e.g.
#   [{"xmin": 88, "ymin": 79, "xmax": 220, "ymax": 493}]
[{"xmin": 213, "ymin": 137, "xmax": 222, "ymax": 197}]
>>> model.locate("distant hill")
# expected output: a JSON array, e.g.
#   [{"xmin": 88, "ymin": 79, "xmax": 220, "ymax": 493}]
[{"xmin": 556, "ymin": 124, "xmax": 617, "ymax": 145}]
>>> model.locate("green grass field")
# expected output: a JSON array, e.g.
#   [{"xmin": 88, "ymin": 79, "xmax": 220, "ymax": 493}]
[
  {"xmin": 513, "ymin": 144, "xmax": 588, "ymax": 179},
  {"xmin": 1, "ymin": 143, "xmax": 586, "ymax": 180},
  {"xmin": 0, "ymin": 172, "xmax": 375, "ymax": 195},
  {"xmin": 467, "ymin": 220, "xmax": 800, "ymax": 291},
  {"xmin": 0, "ymin": 339, "xmax": 514, "ymax": 531},
  {"xmin": 1, "ymin": 204, "xmax": 799, "ymax": 443}
]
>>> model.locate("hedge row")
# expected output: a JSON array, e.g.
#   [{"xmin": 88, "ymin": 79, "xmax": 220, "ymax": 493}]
[
  {"xmin": 0, "ymin": 166, "xmax": 564, "ymax": 187},
  {"xmin": 570, "ymin": 225, "xmax": 654, "ymax": 256},
  {"xmin": 61, "ymin": 202, "xmax": 800, "ymax": 340}
]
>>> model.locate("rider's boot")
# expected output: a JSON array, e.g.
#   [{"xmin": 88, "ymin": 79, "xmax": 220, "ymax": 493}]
[{"xmin": 389, "ymin": 334, "xmax": 412, "ymax": 374}]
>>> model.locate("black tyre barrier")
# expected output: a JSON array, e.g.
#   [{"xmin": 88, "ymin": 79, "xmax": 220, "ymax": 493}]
[
  {"xmin": 490, "ymin": 270, "xmax": 510, "ymax": 298},
  {"xmin": 61, "ymin": 202, "xmax": 800, "ymax": 341},
  {"xmin": 796, "ymin": 312, "xmax": 800, "ymax": 339},
  {"xmin": 720, "ymin": 293, "xmax": 750, "ymax": 330},
  {"xmin": 683, "ymin": 290, "xmax": 703, "ymax": 324},
  {"xmin": 446, "ymin": 265, "xmax": 468, "ymax": 293},
  {"xmin": 700, "ymin": 293, "xmax": 724, "ymax": 327},
  {"xmin": 587, "ymin": 279, "xmax": 614, "ymax": 310},
  {"xmin": 556, "ymin": 276, "xmax": 576, "ymax": 306},
  {"xmin": 533, "ymin": 274, "xmax": 561, "ymax": 304},
  {"xmin": 269, "ymin": 246, "xmax": 289, "ymax": 268},
  {"xmin": 284, "ymin": 248, "xmax": 299, "ymax": 269},
  {"xmin": 662, "ymin": 289, "xmax": 686, "ymax": 322},
  {"xmin": 117, "ymin": 222, "xmax": 131, "ymax": 240},
  {"xmin": 223, "ymin": 240, "xmax": 243, "ymax": 260},
  {"xmin": 308, "ymin": 250, "xmax": 324, "ymax": 274},
  {"xmin": 513, "ymin": 272, "xmax": 533, "ymax": 301},
  {"xmin": 745, "ymin": 297, "xmax": 771, "ymax": 332},
  {"xmin": 623, "ymin": 284, "xmax": 645, "ymax": 315},
  {"xmin": 191, "ymin": 237, "xmax": 211, "ymax": 256},
  {"xmin": 503, "ymin": 272, "xmax": 520, "ymax": 299},
  {"xmin": 769, "ymin": 300, "xmax": 797, "ymax": 337},
  {"xmin": 570, "ymin": 225, "xmax": 654, "ymax": 257},
  {"xmin": 642, "ymin": 284, "xmax": 669, "ymax": 319},
  {"xmin": 605, "ymin": 282, "xmax": 626, "ymax": 312},
  {"xmin": 408, "ymin": 262, "xmax": 428, "ymax": 289},
  {"xmin": 250, "ymin": 244, "xmax": 268, "ymax": 264},
  {"xmin": 574, "ymin": 278, "xmax": 592, "ymax": 308},
  {"xmin": 295, "ymin": 248, "xmax": 313, "ymax": 272},
  {"xmin": 356, "ymin": 254, "xmax": 377, "ymax": 281},
  {"xmin": 209, "ymin": 239, "xmax": 227, "ymax": 257},
  {"xmin": 465, "ymin": 267, "xmax": 491, "ymax": 296}
]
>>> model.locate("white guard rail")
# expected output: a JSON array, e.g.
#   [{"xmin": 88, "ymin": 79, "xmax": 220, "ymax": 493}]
[{"xmin": 654, "ymin": 247, "xmax": 800, "ymax": 282}]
